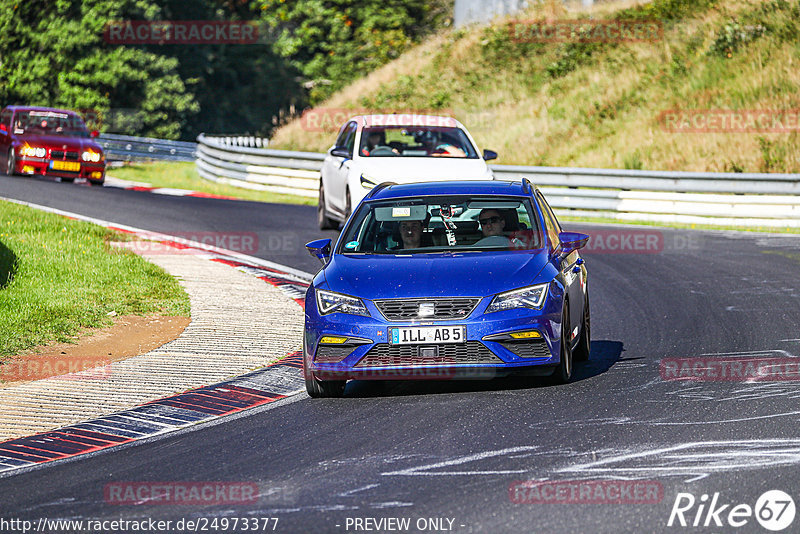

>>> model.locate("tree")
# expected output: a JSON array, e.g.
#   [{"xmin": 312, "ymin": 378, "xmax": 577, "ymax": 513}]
[
  {"xmin": 258, "ymin": 0, "xmax": 451, "ymax": 103},
  {"xmin": 0, "ymin": 0, "xmax": 198, "ymax": 139}
]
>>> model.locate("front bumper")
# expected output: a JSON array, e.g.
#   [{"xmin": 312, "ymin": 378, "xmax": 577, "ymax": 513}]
[
  {"xmin": 15, "ymin": 157, "xmax": 106, "ymax": 182},
  {"xmin": 304, "ymin": 289, "xmax": 564, "ymax": 381}
]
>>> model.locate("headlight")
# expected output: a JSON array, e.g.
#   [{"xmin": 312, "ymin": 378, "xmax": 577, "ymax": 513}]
[
  {"xmin": 316, "ymin": 289, "xmax": 370, "ymax": 317},
  {"xmin": 360, "ymin": 174, "xmax": 378, "ymax": 189},
  {"xmin": 81, "ymin": 150, "xmax": 101, "ymax": 162},
  {"xmin": 20, "ymin": 146, "xmax": 46, "ymax": 158},
  {"xmin": 486, "ymin": 283, "xmax": 549, "ymax": 313}
]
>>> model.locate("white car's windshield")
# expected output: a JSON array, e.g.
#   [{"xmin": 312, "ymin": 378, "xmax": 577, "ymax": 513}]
[
  {"xmin": 358, "ymin": 126, "xmax": 478, "ymax": 159},
  {"xmin": 340, "ymin": 195, "xmax": 542, "ymax": 254}
]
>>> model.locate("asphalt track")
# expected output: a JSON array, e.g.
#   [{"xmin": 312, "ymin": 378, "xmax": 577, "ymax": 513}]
[{"xmin": 3, "ymin": 174, "xmax": 800, "ymax": 533}]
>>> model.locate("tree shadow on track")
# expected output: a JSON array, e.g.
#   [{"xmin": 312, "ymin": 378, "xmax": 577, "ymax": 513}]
[
  {"xmin": 0, "ymin": 240, "xmax": 17, "ymax": 289},
  {"xmin": 345, "ymin": 340, "xmax": 625, "ymax": 398}
]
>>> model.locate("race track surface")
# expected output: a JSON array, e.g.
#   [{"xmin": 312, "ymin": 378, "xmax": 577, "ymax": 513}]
[{"xmin": 3, "ymin": 174, "xmax": 800, "ymax": 533}]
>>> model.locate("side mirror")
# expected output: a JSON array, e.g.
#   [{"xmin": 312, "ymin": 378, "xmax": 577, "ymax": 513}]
[
  {"xmin": 557, "ymin": 231, "xmax": 589, "ymax": 258},
  {"xmin": 483, "ymin": 149, "xmax": 498, "ymax": 161},
  {"xmin": 90, "ymin": 130, "xmax": 99, "ymax": 138},
  {"xmin": 306, "ymin": 238, "xmax": 332, "ymax": 265},
  {"xmin": 330, "ymin": 147, "xmax": 350, "ymax": 159},
  {"xmin": 0, "ymin": 123, "xmax": 7, "ymax": 134}
]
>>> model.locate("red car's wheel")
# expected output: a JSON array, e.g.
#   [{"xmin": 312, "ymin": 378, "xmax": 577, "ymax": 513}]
[{"xmin": 6, "ymin": 149, "xmax": 16, "ymax": 176}]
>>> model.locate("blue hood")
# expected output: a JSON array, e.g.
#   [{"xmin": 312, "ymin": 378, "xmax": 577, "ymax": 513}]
[{"xmin": 322, "ymin": 251, "xmax": 551, "ymax": 300}]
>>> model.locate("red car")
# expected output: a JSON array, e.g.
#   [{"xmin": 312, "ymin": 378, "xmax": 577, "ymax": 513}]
[{"xmin": 0, "ymin": 106, "xmax": 105, "ymax": 185}]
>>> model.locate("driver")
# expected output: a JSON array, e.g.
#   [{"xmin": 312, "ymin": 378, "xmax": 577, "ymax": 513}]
[
  {"xmin": 474, "ymin": 209, "xmax": 509, "ymax": 247},
  {"xmin": 360, "ymin": 130, "xmax": 398, "ymax": 156}
]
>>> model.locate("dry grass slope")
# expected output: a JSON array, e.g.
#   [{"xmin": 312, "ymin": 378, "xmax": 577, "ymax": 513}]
[{"xmin": 271, "ymin": 0, "xmax": 800, "ymax": 173}]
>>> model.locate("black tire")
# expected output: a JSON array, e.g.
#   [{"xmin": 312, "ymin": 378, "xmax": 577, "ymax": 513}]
[
  {"xmin": 549, "ymin": 301, "xmax": 573, "ymax": 384},
  {"xmin": 573, "ymin": 293, "xmax": 591, "ymax": 362},
  {"xmin": 6, "ymin": 149, "xmax": 16, "ymax": 176},
  {"xmin": 344, "ymin": 189, "xmax": 352, "ymax": 221},
  {"xmin": 305, "ymin": 372, "xmax": 346, "ymax": 398},
  {"xmin": 61, "ymin": 177, "xmax": 75, "ymax": 183},
  {"xmin": 317, "ymin": 183, "xmax": 337, "ymax": 230},
  {"xmin": 89, "ymin": 179, "xmax": 104, "ymax": 186}
]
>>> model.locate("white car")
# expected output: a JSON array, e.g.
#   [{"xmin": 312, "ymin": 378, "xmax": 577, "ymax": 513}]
[{"xmin": 317, "ymin": 114, "xmax": 497, "ymax": 229}]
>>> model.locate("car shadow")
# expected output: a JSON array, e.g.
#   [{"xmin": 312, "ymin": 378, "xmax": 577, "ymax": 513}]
[
  {"xmin": 0, "ymin": 240, "xmax": 17, "ymax": 289},
  {"xmin": 344, "ymin": 340, "xmax": 625, "ymax": 398}
]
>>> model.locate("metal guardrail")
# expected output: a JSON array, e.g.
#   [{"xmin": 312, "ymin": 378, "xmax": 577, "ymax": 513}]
[
  {"xmin": 98, "ymin": 133, "xmax": 197, "ymax": 162},
  {"xmin": 195, "ymin": 133, "xmax": 800, "ymax": 227}
]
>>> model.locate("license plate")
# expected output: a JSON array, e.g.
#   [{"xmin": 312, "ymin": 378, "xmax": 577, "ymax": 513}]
[
  {"xmin": 51, "ymin": 161, "xmax": 80, "ymax": 172},
  {"xmin": 390, "ymin": 326, "xmax": 466, "ymax": 345}
]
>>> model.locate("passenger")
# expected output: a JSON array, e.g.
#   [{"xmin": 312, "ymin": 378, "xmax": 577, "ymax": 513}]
[{"xmin": 397, "ymin": 220, "xmax": 423, "ymax": 249}]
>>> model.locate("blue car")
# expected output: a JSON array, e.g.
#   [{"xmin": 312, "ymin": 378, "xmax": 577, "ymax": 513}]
[{"xmin": 304, "ymin": 179, "xmax": 590, "ymax": 397}]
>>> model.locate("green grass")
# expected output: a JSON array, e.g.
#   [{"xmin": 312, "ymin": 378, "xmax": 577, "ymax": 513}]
[
  {"xmin": 109, "ymin": 162, "xmax": 315, "ymax": 206},
  {"xmin": 0, "ymin": 200, "xmax": 190, "ymax": 358}
]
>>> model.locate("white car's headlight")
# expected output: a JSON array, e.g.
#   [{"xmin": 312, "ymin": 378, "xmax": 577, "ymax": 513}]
[
  {"xmin": 360, "ymin": 174, "xmax": 378, "ymax": 189},
  {"xmin": 316, "ymin": 289, "xmax": 370, "ymax": 317},
  {"xmin": 81, "ymin": 150, "xmax": 101, "ymax": 162},
  {"xmin": 486, "ymin": 283, "xmax": 549, "ymax": 313}
]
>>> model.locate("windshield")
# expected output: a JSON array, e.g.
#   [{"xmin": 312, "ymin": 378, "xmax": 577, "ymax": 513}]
[
  {"xmin": 12, "ymin": 110, "xmax": 91, "ymax": 138},
  {"xmin": 339, "ymin": 195, "xmax": 542, "ymax": 254},
  {"xmin": 358, "ymin": 126, "xmax": 478, "ymax": 158}
]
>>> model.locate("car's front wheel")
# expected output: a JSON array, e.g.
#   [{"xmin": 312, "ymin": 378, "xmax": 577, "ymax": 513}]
[
  {"xmin": 305, "ymin": 372, "xmax": 346, "ymax": 398},
  {"xmin": 549, "ymin": 300, "xmax": 573, "ymax": 384},
  {"xmin": 317, "ymin": 183, "xmax": 337, "ymax": 230},
  {"xmin": 573, "ymin": 293, "xmax": 590, "ymax": 362},
  {"xmin": 6, "ymin": 149, "xmax": 16, "ymax": 176}
]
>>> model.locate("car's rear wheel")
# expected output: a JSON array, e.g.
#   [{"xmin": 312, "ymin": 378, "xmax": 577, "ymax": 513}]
[
  {"xmin": 573, "ymin": 293, "xmax": 591, "ymax": 362},
  {"xmin": 317, "ymin": 183, "xmax": 337, "ymax": 230},
  {"xmin": 6, "ymin": 149, "xmax": 16, "ymax": 176},
  {"xmin": 549, "ymin": 301, "xmax": 573, "ymax": 384}
]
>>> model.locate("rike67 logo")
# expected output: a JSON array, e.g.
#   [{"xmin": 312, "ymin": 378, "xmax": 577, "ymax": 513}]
[{"xmin": 668, "ymin": 490, "xmax": 796, "ymax": 531}]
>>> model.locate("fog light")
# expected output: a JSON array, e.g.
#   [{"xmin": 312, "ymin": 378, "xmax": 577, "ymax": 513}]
[
  {"xmin": 319, "ymin": 335, "xmax": 348, "ymax": 344},
  {"xmin": 509, "ymin": 330, "xmax": 542, "ymax": 339},
  {"xmin": 90, "ymin": 171, "xmax": 103, "ymax": 180},
  {"xmin": 21, "ymin": 165, "xmax": 35, "ymax": 174}
]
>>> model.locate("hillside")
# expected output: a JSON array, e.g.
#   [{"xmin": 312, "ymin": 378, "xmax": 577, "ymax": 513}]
[{"xmin": 270, "ymin": 0, "xmax": 800, "ymax": 174}]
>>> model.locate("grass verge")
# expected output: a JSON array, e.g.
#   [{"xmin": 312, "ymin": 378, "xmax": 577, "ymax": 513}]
[
  {"xmin": 0, "ymin": 200, "xmax": 190, "ymax": 358},
  {"xmin": 109, "ymin": 161, "xmax": 316, "ymax": 206}
]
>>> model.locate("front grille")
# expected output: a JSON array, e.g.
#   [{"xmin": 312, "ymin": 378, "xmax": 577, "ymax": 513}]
[
  {"xmin": 356, "ymin": 341, "xmax": 501, "ymax": 367},
  {"xmin": 374, "ymin": 298, "xmax": 480, "ymax": 321},
  {"xmin": 498, "ymin": 339, "xmax": 551, "ymax": 359},
  {"xmin": 50, "ymin": 150, "xmax": 79, "ymax": 160},
  {"xmin": 315, "ymin": 344, "xmax": 358, "ymax": 363}
]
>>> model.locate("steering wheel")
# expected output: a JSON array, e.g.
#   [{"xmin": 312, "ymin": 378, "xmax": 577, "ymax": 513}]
[{"xmin": 369, "ymin": 146, "xmax": 396, "ymax": 156}]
